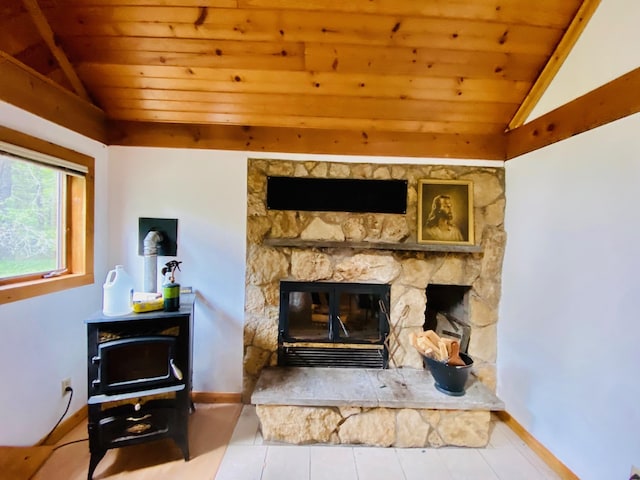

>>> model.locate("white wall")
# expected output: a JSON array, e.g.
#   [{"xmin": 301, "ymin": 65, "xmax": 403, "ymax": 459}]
[
  {"xmin": 0, "ymin": 102, "xmax": 109, "ymax": 445},
  {"xmin": 501, "ymin": 113, "xmax": 640, "ymax": 480},
  {"xmin": 500, "ymin": 2, "xmax": 640, "ymax": 477},
  {"xmin": 106, "ymin": 147, "xmax": 249, "ymax": 393}
]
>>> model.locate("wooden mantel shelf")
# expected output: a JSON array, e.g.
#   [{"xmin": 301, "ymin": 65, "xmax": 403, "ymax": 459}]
[{"xmin": 263, "ymin": 238, "xmax": 483, "ymax": 253}]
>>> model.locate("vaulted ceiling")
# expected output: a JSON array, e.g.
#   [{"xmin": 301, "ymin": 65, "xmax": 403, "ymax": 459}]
[{"xmin": 0, "ymin": 1, "xmax": 607, "ymax": 159}]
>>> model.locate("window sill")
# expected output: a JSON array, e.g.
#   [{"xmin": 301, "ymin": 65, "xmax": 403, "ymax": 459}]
[{"xmin": 0, "ymin": 273, "xmax": 94, "ymax": 305}]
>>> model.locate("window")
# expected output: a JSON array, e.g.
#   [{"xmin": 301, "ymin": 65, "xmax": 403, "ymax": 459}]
[{"xmin": 0, "ymin": 126, "xmax": 94, "ymax": 304}]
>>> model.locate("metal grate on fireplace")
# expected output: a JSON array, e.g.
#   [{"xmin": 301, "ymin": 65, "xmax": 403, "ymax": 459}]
[
  {"xmin": 278, "ymin": 281, "xmax": 390, "ymax": 369},
  {"xmin": 280, "ymin": 343, "xmax": 386, "ymax": 368}
]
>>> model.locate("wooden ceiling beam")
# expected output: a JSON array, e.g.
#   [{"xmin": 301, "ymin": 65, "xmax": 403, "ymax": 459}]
[
  {"xmin": 21, "ymin": 0, "xmax": 91, "ymax": 101},
  {"xmin": 108, "ymin": 120, "xmax": 506, "ymax": 160},
  {"xmin": 0, "ymin": 52, "xmax": 107, "ymax": 142},
  {"xmin": 507, "ymin": 0, "xmax": 600, "ymax": 129},
  {"xmin": 506, "ymin": 67, "xmax": 640, "ymax": 159}
]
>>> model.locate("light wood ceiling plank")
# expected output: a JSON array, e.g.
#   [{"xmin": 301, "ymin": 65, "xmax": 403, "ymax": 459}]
[
  {"xmin": 68, "ymin": 40, "xmax": 545, "ymax": 82},
  {"xmin": 21, "ymin": 0, "xmax": 90, "ymax": 100},
  {"xmin": 238, "ymin": 0, "xmax": 581, "ymax": 29},
  {"xmin": 108, "ymin": 107, "xmax": 505, "ymax": 135},
  {"xmin": 44, "ymin": 0, "xmax": 237, "ymax": 7},
  {"xmin": 44, "ymin": 0, "xmax": 578, "ymax": 30},
  {"xmin": 83, "ymin": 69, "xmax": 530, "ymax": 104},
  {"xmin": 64, "ymin": 38, "xmax": 305, "ymax": 71},
  {"xmin": 0, "ymin": 12, "xmax": 43, "ymax": 56},
  {"xmin": 97, "ymin": 90, "xmax": 516, "ymax": 122},
  {"xmin": 46, "ymin": 7, "xmax": 563, "ymax": 54},
  {"xmin": 104, "ymin": 106, "xmax": 512, "ymax": 134},
  {"xmin": 64, "ymin": 36, "xmax": 302, "ymax": 55},
  {"xmin": 73, "ymin": 48, "xmax": 303, "ymax": 71},
  {"xmin": 108, "ymin": 120, "xmax": 506, "ymax": 160},
  {"xmin": 304, "ymin": 43, "xmax": 546, "ymax": 81}
]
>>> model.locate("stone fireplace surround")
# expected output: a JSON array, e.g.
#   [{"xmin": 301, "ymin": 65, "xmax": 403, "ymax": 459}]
[{"xmin": 244, "ymin": 158, "xmax": 506, "ymax": 447}]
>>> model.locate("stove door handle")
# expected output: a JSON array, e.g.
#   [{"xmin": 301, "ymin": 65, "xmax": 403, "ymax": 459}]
[
  {"xmin": 170, "ymin": 358, "xmax": 183, "ymax": 381},
  {"xmin": 127, "ymin": 414, "xmax": 151, "ymax": 422}
]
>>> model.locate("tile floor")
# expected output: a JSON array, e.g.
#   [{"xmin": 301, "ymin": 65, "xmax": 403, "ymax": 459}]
[{"xmin": 216, "ymin": 406, "xmax": 562, "ymax": 480}]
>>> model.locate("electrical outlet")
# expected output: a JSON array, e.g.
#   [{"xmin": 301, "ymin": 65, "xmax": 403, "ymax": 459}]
[{"xmin": 61, "ymin": 378, "xmax": 72, "ymax": 395}]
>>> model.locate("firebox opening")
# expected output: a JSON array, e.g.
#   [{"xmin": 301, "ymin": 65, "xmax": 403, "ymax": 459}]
[
  {"xmin": 278, "ymin": 281, "xmax": 390, "ymax": 368},
  {"xmin": 425, "ymin": 284, "xmax": 471, "ymax": 353}
]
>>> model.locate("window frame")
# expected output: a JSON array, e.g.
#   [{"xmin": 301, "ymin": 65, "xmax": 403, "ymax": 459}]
[{"xmin": 0, "ymin": 126, "xmax": 94, "ymax": 304}]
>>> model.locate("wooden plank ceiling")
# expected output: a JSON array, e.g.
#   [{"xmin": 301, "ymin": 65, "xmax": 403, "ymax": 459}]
[{"xmin": 0, "ymin": 0, "xmax": 593, "ymax": 159}]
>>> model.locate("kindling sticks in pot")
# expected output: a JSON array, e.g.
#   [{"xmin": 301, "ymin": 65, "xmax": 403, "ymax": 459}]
[{"xmin": 410, "ymin": 329, "xmax": 465, "ymax": 366}]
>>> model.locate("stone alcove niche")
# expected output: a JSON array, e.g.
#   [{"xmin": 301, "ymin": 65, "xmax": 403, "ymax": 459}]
[
  {"xmin": 425, "ymin": 284, "xmax": 472, "ymax": 353},
  {"xmin": 244, "ymin": 158, "xmax": 506, "ymax": 399}
]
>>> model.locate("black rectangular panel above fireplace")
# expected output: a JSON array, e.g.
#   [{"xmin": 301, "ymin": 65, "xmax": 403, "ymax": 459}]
[
  {"xmin": 278, "ymin": 281, "xmax": 390, "ymax": 368},
  {"xmin": 266, "ymin": 176, "xmax": 408, "ymax": 213}
]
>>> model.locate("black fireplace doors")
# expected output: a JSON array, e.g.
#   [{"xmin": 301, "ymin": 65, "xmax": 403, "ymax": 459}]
[{"xmin": 278, "ymin": 281, "xmax": 390, "ymax": 368}]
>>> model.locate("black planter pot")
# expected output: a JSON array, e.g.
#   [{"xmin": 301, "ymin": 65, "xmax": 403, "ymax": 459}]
[{"xmin": 423, "ymin": 352, "xmax": 474, "ymax": 396}]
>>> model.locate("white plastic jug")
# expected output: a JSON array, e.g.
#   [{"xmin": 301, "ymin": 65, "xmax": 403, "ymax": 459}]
[{"xmin": 102, "ymin": 265, "xmax": 134, "ymax": 316}]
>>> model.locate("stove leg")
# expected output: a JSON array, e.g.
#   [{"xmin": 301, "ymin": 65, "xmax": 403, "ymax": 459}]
[
  {"xmin": 87, "ymin": 449, "xmax": 106, "ymax": 480},
  {"xmin": 174, "ymin": 435, "xmax": 189, "ymax": 461}
]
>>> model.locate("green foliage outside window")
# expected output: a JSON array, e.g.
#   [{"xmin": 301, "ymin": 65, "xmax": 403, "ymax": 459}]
[{"xmin": 0, "ymin": 156, "xmax": 60, "ymax": 278}]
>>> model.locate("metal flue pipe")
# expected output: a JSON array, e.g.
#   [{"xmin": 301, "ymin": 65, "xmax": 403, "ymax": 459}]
[{"xmin": 143, "ymin": 230, "xmax": 163, "ymax": 293}]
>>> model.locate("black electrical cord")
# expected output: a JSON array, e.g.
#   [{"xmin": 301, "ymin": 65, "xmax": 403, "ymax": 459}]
[
  {"xmin": 42, "ymin": 386, "xmax": 74, "ymax": 445},
  {"xmin": 52, "ymin": 437, "xmax": 88, "ymax": 451}
]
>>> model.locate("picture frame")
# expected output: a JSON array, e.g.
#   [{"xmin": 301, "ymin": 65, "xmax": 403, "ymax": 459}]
[{"xmin": 417, "ymin": 179, "xmax": 474, "ymax": 245}]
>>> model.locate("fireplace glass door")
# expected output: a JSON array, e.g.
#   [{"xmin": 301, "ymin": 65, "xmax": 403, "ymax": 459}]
[
  {"xmin": 280, "ymin": 281, "xmax": 389, "ymax": 345},
  {"xmin": 285, "ymin": 289, "xmax": 331, "ymax": 342}
]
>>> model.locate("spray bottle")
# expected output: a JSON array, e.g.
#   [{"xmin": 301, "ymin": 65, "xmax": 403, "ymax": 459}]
[{"xmin": 162, "ymin": 260, "xmax": 182, "ymax": 312}]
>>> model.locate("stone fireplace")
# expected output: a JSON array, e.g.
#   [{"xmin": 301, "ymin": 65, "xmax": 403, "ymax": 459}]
[
  {"xmin": 243, "ymin": 158, "xmax": 506, "ymax": 446},
  {"xmin": 245, "ymin": 158, "xmax": 505, "ymax": 390}
]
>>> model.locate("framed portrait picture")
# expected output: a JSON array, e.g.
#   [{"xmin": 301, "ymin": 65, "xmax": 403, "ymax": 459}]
[{"xmin": 417, "ymin": 179, "xmax": 474, "ymax": 245}]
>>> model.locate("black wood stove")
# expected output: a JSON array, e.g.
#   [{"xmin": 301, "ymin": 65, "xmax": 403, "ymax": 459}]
[{"xmin": 85, "ymin": 299, "xmax": 193, "ymax": 479}]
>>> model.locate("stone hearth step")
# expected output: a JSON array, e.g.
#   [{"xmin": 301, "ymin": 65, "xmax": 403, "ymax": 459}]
[
  {"xmin": 251, "ymin": 367, "xmax": 504, "ymax": 448},
  {"xmin": 252, "ymin": 366, "xmax": 504, "ymax": 410}
]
